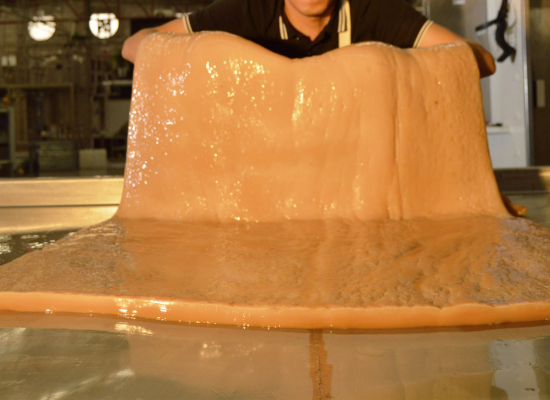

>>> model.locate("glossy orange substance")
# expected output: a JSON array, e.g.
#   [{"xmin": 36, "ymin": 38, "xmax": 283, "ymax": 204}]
[
  {"xmin": 1, "ymin": 33, "xmax": 549, "ymax": 329},
  {"xmin": 118, "ymin": 33, "xmax": 508, "ymax": 222},
  {"xmin": 1, "ymin": 216, "xmax": 550, "ymax": 328}
]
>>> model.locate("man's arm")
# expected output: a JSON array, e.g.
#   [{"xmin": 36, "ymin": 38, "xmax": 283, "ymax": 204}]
[
  {"xmin": 122, "ymin": 19, "xmax": 189, "ymax": 63},
  {"xmin": 418, "ymin": 23, "xmax": 496, "ymax": 78}
]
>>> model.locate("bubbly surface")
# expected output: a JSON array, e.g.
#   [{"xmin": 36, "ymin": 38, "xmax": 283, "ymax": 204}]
[
  {"xmin": 3, "ymin": 216, "xmax": 550, "ymax": 308},
  {"xmin": 1, "ymin": 216, "xmax": 550, "ymax": 328}
]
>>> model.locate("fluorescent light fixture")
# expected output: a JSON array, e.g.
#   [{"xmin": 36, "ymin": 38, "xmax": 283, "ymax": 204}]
[
  {"xmin": 89, "ymin": 13, "xmax": 119, "ymax": 39},
  {"xmin": 28, "ymin": 15, "xmax": 56, "ymax": 41}
]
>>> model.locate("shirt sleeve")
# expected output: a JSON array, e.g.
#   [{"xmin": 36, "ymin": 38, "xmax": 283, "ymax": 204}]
[
  {"xmin": 354, "ymin": 0, "xmax": 429, "ymax": 48},
  {"xmin": 186, "ymin": 0, "xmax": 259, "ymax": 39}
]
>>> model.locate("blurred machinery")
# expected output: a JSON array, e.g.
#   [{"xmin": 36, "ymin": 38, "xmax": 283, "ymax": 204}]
[
  {"xmin": 0, "ymin": 0, "xmax": 548, "ymax": 173},
  {"xmin": 0, "ymin": 0, "xmax": 211, "ymax": 176}
]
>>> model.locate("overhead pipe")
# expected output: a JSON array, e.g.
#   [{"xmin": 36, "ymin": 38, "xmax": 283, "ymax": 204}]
[
  {"xmin": 132, "ymin": 0, "xmax": 151, "ymax": 17},
  {"xmin": 61, "ymin": 0, "xmax": 85, "ymax": 21},
  {"xmin": 99, "ymin": 0, "xmax": 114, "ymax": 15}
]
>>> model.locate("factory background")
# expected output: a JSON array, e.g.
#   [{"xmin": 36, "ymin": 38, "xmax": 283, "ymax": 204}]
[{"xmin": 0, "ymin": 0, "xmax": 548, "ymax": 178}]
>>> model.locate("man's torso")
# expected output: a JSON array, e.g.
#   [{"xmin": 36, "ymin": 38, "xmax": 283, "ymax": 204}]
[{"xmin": 186, "ymin": 0, "xmax": 428, "ymax": 58}]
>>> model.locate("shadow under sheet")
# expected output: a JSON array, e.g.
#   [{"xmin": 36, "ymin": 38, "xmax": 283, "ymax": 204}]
[{"xmin": 1, "ymin": 215, "xmax": 550, "ymax": 329}]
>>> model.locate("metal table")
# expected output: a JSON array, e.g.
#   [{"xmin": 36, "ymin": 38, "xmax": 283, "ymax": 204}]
[{"xmin": 0, "ymin": 176, "xmax": 549, "ymax": 399}]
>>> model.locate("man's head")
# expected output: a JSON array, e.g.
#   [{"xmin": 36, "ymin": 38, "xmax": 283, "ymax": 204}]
[{"xmin": 284, "ymin": 0, "xmax": 337, "ymax": 18}]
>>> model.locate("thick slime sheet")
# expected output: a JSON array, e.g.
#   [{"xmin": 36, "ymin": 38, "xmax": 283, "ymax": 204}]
[
  {"xmin": 1, "ymin": 33, "xmax": 549, "ymax": 329},
  {"xmin": 1, "ymin": 217, "xmax": 550, "ymax": 328},
  {"xmin": 118, "ymin": 33, "xmax": 507, "ymax": 221}
]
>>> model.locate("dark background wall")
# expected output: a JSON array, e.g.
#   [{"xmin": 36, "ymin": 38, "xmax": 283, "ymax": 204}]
[{"xmin": 531, "ymin": 0, "xmax": 550, "ymax": 165}]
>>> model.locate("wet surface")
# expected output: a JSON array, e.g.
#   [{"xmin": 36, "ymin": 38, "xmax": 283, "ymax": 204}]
[
  {"xmin": 0, "ymin": 313, "xmax": 550, "ymax": 399},
  {"xmin": 508, "ymin": 193, "xmax": 550, "ymax": 229},
  {"xmin": 0, "ymin": 230, "xmax": 76, "ymax": 266},
  {"xmin": 1, "ymin": 33, "xmax": 542, "ymax": 397},
  {"xmin": 0, "ymin": 193, "xmax": 549, "ymax": 398},
  {"xmin": 120, "ymin": 35, "xmax": 507, "ymax": 224},
  {"xmin": 2, "ymin": 214, "xmax": 550, "ymax": 330}
]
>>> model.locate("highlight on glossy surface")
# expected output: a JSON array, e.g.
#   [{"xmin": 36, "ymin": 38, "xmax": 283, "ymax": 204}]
[{"xmin": 2, "ymin": 291, "xmax": 550, "ymax": 330}]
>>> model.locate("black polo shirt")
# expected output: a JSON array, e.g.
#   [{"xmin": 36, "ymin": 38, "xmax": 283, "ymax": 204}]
[{"xmin": 185, "ymin": 0, "xmax": 429, "ymax": 58}]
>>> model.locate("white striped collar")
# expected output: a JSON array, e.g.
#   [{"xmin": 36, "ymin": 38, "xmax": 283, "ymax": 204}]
[
  {"xmin": 337, "ymin": 0, "xmax": 348, "ymax": 33},
  {"xmin": 182, "ymin": 13, "xmax": 193, "ymax": 34},
  {"xmin": 278, "ymin": 15, "xmax": 289, "ymax": 39}
]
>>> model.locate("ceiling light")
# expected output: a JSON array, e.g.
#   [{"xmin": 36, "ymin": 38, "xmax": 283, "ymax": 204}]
[
  {"xmin": 28, "ymin": 15, "xmax": 56, "ymax": 41},
  {"xmin": 89, "ymin": 13, "xmax": 119, "ymax": 39}
]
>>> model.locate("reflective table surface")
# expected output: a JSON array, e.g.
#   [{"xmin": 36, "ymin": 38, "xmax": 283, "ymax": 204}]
[{"xmin": 0, "ymin": 192, "xmax": 549, "ymax": 399}]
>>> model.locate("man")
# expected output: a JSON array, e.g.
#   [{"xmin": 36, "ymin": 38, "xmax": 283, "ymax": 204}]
[{"xmin": 122, "ymin": 0, "xmax": 495, "ymax": 77}]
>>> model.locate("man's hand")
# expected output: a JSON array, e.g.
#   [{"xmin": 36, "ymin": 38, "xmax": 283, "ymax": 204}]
[
  {"xmin": 122, "ymin": 19, "xmax": 190, "ymax": 63},
  {"xmin": 418, "ymin": 22, "xmax": 496, "ymax": 78}
]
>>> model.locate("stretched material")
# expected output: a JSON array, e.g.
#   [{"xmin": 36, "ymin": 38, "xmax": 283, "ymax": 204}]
[
  {"xmin": 118, "ymin": 32, "xmax": 508, "ymax": 222},
  {"xmin": 1, "ymin": 33, "xmax": 549, "ymax": 329}
]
